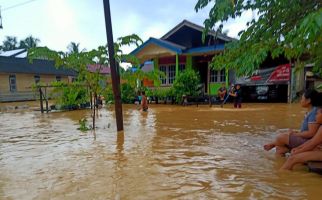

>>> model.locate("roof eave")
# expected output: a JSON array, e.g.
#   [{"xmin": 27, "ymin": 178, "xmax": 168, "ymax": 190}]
[{"xmin": 130, "ymin": 37, "xmax": 184, "ymax": 56}]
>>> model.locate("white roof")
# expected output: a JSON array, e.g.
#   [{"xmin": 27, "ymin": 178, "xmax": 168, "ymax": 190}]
[
  {"xmin": 15, "ymin": 51, "xmax": 27, "ymax": 58},
  {"xmin": 0, "ymin": 49, "xmax": 27, "ymax": 57}
]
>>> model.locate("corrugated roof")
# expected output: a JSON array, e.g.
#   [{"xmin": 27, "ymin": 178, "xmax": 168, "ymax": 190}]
[
  {"xmin": 0, "ymin": 49, "xmax": 27, "ymax": 57},
  {"xmin": 0, "ymin": 56, "xmax": 76, "ymax": 76},
  {"xmin": 183, "ymin": 44, "xmax": 225, "ymax": 54},
  {"xmin": 87, "ymin": 64, "xmax": 110, "ymax": 74}
]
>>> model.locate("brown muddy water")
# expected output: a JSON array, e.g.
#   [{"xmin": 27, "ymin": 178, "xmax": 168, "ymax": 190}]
[{"xmin": 0, "ymin": 103, "xmax": 321, "ymax": 200}]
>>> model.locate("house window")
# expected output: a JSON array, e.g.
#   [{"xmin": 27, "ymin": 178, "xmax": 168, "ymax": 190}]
[
  {"xmin": 56, "ymin": 76, "xmax": 61, "ymax": 82},
  {"xmin": 9, "ymin": 75, "xmax": 17, "ymax": 92},
  {"xmin": 34, "ymin": 75, "xmax": 40, "ymax": 84},
  {"xmin": 210, "ymin": 69, "xmax": 226, "ymax": 83},
  {"xmin": 168, "ymin": 65, "xmax": 176, "ymax": 84},
  {"xmin": 159, "ymin": 65, "xmax": 167, "ymax": 85},
  {"xmin": 159, "ymin": 64, "xmax": 179, "ymax": 85},
  {"xmin": 220, "ymin": 69, "xmax": 226, "ymax": 82},
  {"xmin": 179, "ymin": 64, "xmax": 185, "ymax": 72}
]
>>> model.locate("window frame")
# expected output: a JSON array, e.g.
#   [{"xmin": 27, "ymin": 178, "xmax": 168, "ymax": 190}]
[
  {"xmin": 210, "ymin": 69, "xmax": 226, "ymax": 83},
  {"xmin": 9, "ymin": 74, "xmax": 17, "ymax": 92},
  {"xmin": 34, "ymin": 75, "xmax": 40, "ymax": 84},
  {"xmin": 159, "ymin": 64, "xmax": 186, "ymax": 85}
]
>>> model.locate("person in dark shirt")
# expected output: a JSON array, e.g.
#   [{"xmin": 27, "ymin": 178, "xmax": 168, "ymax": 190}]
[{"xmin": 229, "ymin": 84, "xmax": 242, "ymax": 108}]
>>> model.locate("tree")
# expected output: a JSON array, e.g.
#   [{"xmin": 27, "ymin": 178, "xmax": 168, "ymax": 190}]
[
  {"xmin": 28, "ymin": 34, "xmax": 143, "ymax": 133},
  {"xmin": 19, "ymin": 36, "xmax": 40, "ymax": 49},
  {"xmin": 195, "ymin": 0, "xmax": 322, "ymax": 76},
  {"xmin": 1, "ymin": 36, "xmax": 18, "ymax": 51},
  {"xmin": 67, "ymin": 42, "xmax": 82, "ymax": 54}
]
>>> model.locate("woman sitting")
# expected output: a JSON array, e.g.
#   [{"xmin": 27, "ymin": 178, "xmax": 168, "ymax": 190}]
[
  {"xmin": 264, "ymin": 89, "xmax": 320, "ymax": 156},
  {"xmin": 281, "ymin": 108, "xmax": 322, "ymax": 170}
]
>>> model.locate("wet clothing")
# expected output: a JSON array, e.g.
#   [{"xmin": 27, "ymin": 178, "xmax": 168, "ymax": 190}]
[
  {"xmin": 288, "ymin": 107, "xmax": 318, "ymax": 149},
  {"xmin": 218, "ymin": 87, "xmax": 227, "ymax": 100},
  {"xmin": 233, "ymin": 88, "xmax": 242, "ymax": 108},
  {"xmin": 300, "ymin": 107, "xmax": 318, "ymax": 132},
  {"xmin": 141, "ymin": 95, "xmax": 148, "ymax": 111},
  {"xmin": 288, "ymin": 134, "xmax": 310, "ymax": 149}
]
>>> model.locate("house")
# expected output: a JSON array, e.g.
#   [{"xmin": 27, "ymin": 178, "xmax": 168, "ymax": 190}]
[
  {"xmin": 130, "ymin": 20, "xmax": 235, "ymax": 94},
  {"xmin": 0, "ymin": 49, "xmax": 76, "ymax": 102},
  {"xmin": 131, "ymin": 20, "xmax": 301, "ymax": 103}
]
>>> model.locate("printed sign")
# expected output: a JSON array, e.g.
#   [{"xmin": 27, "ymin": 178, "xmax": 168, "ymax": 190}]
[{"xmin": 267, "ymin": 64, "xmax": 290, "ymax": 82}]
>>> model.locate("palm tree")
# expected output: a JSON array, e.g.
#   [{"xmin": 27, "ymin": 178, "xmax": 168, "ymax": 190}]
[
  {"xmin": 67, "ymin": 42, "xmax": 81, "ymax": 54},
  {"xmin": 19, "ymin": 36, "xmax": 40, "ymax": 49},
  {"xmin": 1, "ymin": 36, "xmax": 18, "ymax": 51}
]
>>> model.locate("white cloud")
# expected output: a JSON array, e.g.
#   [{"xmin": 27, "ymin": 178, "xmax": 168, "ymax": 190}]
[
  {"xmin": 0, "ymin": 0, "xmax": 251, "ymax": 52},
  {"xmin": 223, "ymin": 10, "xmax": 254, "ymax": 38}
]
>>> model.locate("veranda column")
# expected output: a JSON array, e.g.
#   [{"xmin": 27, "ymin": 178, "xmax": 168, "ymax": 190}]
[{"xmin": 175, "ymin": 54, "xmax": 179, "ymax": 77}]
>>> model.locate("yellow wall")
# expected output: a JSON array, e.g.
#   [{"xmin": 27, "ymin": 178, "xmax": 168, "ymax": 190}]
[
  {"xmin": 0, "ymin": 73, "xmax": 70, "ymax": 93},
  {"xmin": 0, "ymin": 73, "xmax": 10, "ymax": 92}
]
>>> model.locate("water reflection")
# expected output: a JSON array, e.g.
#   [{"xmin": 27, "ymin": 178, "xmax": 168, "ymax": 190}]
[{"xmin": 0, "ymin": 103, "xmax": 321, "ymax": 199}]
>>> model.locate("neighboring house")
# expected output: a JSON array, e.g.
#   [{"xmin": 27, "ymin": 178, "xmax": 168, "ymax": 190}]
[
  {"xmin": 304, "ymin": 64, "xmax": 322, "ymax": 91},
  {"xmin": 87, "ymin": 64, "xmax": 111, "ymax": 88},
  {"xmin": 130, "ymin": 20, "xmax": 235, "ymax": 94},
  {"xmin": 0, "ymin": 50, "xmax": 76, "ymax": 102},
  {"xmin": 131, "ymin": 20, "xmax": 301, "ymax": 102}
]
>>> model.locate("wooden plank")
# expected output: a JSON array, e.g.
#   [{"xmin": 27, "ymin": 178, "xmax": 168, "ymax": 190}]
[{"xmin": 307, "ymin": 161, "xmax": 322, "ymax": 175}]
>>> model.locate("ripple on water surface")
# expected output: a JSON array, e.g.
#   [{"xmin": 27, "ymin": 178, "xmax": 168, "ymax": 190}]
[{"xmin": 0, "ymin": 104, "xmax": 321, "ymax": 199}]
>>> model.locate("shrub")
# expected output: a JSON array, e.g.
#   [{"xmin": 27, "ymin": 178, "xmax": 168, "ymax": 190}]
[{"xmin": 172, "ymin": 69, "xmax": 201, "ymax": 103}]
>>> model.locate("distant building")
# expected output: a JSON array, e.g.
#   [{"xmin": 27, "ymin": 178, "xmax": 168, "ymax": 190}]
[
  {"xmin": 130, "ymin": 20, "xmax": 235, "ymax": 94},
  {"xmin": 131, "ymin": 20, "xmax": 303, "ymax": 103},
  {"xmin": 0, "ymin": 49, "xmax": 76, "ymax": 102}
]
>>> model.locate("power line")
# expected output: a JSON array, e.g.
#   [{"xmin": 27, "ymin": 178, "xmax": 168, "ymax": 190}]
[{"xmin": 2, "ymin": 0, "xmax": 41, "ymax": 12}]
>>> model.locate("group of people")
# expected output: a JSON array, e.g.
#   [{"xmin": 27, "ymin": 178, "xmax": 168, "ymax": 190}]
[
  {"xmin": 218, "ymin": 83, "xmax": 242, "ymax": 108},
  {"xmin": 263, "ymin": 89, "xmax": 322, "ymax": 171}
]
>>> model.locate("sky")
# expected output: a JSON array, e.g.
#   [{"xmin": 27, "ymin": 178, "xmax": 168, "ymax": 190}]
[{"xmin": 0, "ymin": 0, "xmax": 253, "ymax": 54}]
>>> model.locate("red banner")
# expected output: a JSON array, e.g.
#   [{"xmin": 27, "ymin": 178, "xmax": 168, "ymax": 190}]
[{"xmin": 267, "ymin": 64, "xmax": 290, "ymax": 82}]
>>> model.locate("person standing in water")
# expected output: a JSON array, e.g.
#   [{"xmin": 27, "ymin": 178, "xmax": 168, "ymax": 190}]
[
  {"xmin": 218, "ymin": 83, "xmax": 227, "ymax": 102},
  {"xmin": 141, "ymin": 91, "xmax": 148, "ymax": 112},
  {"xmin": 229, "ymin": 84, "xmax": 242, "ymax": 108}
]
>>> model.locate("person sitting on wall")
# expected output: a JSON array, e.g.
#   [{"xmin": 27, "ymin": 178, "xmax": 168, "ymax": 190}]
[
  {"xmin": 218, "ymin": 83, "xmax": 227, "ymax": 102},
  {"xmin": 229, "ymin": 84, "xmax": 242, "ymax": 108},
  {"xmin": 280, "ymin": 107, "xmax": 322, "ymax": 171},
  {"xmin": 263, "ymin": 89, "xmax": 321, "ymax": 156}
]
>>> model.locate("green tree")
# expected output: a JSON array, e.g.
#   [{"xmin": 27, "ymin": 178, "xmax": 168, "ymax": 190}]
[
  {"xmin": 19, "ymin": 36, "xmax": 40, "ymax": 49},
  {"xmin": 28, "ymin": 34, "xmax": 143, "ymax": 131},
  {"xmin": 67, "ymin": 42, "xmax": 84, "ymax": 54},
  {"xmin": 121, "ymin": 67, "xmax": 164, "ymax": 91},
  {"xmin": 172, "ymin": 69, "xmax": 201, "ymax": 102},
  {"xmin": 195, "ymin": 0, "xmax": 322, "ymax": 76},
  {"xmin": 1, "ymin": 36, "xmax": 18, "ymax": 51}
]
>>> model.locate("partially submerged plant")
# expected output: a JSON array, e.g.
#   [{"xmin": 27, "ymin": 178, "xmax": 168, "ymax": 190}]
[{"xmin": 78, "ymin": 118, "xmax": 90, "ymax": 132}]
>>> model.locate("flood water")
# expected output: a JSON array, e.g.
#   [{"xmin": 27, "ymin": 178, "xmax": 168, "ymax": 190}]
[{"xmin": 0, "ymin": 103, "xmax": 321, "ymax": 200}]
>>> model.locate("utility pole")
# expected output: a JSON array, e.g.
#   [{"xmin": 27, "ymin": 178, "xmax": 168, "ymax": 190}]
[{"xmin": 102, "ymin": 0, "xmax": 123, "ymax": 131}]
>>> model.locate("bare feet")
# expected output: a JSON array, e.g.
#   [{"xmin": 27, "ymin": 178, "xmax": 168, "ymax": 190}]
[{"xmin": 264, "ymin": 143, "xmax": 275, "ymax": 151}]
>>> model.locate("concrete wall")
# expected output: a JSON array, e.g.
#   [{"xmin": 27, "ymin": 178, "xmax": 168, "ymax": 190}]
[
  {"xmin": 0, "ymin": 73, "xmax": 70, "ymax": 102},
  {"xmin": 0, "ymin": 73, "xmax": 10, "ymax": 93}
]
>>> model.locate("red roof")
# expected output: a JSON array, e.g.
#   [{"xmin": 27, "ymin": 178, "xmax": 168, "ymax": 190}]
[{"xmin": 87, "ymin": 64, "xmax": 110, "ymax": 74}]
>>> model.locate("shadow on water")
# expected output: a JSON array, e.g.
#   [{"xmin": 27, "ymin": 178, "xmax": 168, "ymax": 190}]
[{"xmin": 0, "ymin": 103, "xmax": 322, "ymax": 199}]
